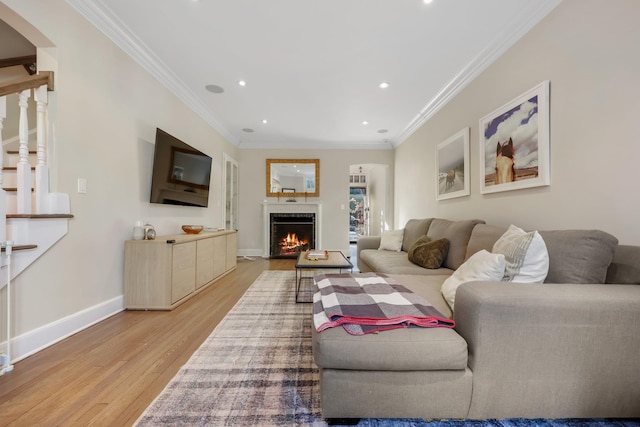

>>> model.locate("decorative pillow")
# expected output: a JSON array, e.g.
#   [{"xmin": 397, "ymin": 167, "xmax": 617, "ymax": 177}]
[
  {"xmin": 441, "ymin": 250, "xmax": 506, "ymax": 310},
  {"xmin": 492, "ymin": 224, "xmax": 549, "ymax": 283},
  {"xmin": 378, "ymin": 229, "xmax": 404, "ymax": 252},
  {"xmin": 408, "ymin": 237, "xmax": 450, "ymax": 269}
]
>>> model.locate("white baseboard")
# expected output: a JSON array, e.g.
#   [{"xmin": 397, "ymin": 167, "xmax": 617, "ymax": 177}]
[
  {"xmin": 237, "ymin": 248, "xmax": 263, "ymax": 257},
  {"xmin": 5, "ymin": 295, "xmax": 124, "ymax": 364}
]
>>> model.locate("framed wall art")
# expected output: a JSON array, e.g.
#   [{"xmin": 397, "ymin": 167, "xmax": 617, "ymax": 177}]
[
  {"xmin": 436, "ymin": 127, "xmax": 470, "ymax": 200},
  {"xmin": 479, "ymin": 80, "xmax": 550, "ymax": 194}
]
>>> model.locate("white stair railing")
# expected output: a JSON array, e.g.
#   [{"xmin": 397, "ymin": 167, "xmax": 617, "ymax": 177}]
[
  {"xmin": 1, "ymin": 72, "xmax": 59, "ymax": 216},
  {"xmin": 0, "ymin": 72, "xmax": 70, "ymax": 372}
]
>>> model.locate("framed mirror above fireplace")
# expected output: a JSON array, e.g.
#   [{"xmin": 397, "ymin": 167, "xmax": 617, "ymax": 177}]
[{"xmin": 266, "ymin": 159, "xmax": 319, "ymax": 197}]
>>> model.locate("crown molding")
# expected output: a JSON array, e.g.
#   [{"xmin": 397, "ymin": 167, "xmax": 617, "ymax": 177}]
[
  {"xmin": 394, "ymin": 0, "xmax": 562, "ymax": 148},
  {"xmin": 65, "ymin": 0, "xmax": 238, "ymax": 145},
  {"xmin": 236, "ymin": 139, "xmax": 394, "ymax": 151},
  {"xmin": 67, "ymin": 0, "xmax": 560, "ymax": 151}
]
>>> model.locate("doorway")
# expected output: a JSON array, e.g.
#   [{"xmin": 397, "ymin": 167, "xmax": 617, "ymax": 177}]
[
  {"xmin": 349, "ymin": 164, "xmax": 391, "ymax": 269},
  {"xmin": 349, "ymin": 186, "xmax": 367, "ymax": 243},
  {"xmin": 223, "ymin": 154, "xmax": 238, "ymax": 230}
]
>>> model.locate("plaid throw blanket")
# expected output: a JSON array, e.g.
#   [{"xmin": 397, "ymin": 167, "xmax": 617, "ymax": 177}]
[{"xmin": 313, "ymin": 273, "xmax": 455, "ymax": 335}]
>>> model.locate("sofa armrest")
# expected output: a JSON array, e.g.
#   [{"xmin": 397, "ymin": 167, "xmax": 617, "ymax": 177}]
[
  {"xmin": 356, "ymin": 236, "xmax": 381, "ymax": 257},
  {"xmin": 454, "ymin": 281, "xmax": 640, "ymax": 419}
]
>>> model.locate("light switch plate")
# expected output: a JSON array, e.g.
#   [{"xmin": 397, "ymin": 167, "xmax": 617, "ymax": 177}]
[{"xmin": 77, "ymin": 178, "xmax": 87, "ymax": 193}]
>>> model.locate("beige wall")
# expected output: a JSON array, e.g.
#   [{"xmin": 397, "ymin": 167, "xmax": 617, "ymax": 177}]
[
  {"xmin": 237, "ymin": 149, "xmax": 393, "ymax": 256},
  {"xmin": 394, "ymin": 0, "xmax": 640, "ymax": 245},
  {"xmin": 1, "ymin": 0, "xmax": 237, "ymax": 351}
]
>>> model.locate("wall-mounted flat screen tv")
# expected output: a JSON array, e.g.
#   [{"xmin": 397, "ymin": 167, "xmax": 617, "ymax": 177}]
[{"xmin": 149, "ymin": 128, "xmax": 212, "ymax": 207}]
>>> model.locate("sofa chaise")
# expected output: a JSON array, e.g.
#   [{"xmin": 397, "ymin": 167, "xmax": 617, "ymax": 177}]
[{"xmin": 312, "ymin": 218, "xmax": 640, "ymax": 420}]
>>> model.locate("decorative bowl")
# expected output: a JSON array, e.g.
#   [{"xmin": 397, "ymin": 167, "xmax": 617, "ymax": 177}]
[{"xmin": 182, "ymin": 225, "xmax": 204, "ymax": 234}]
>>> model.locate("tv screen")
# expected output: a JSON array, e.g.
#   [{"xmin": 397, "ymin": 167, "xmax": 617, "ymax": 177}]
[{"xmin": 149, "ymin": 128, "xmax": 212, "ymax": 207}]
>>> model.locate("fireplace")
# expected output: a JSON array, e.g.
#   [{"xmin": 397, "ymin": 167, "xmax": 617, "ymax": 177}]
[{"xmin": 270, "ymin": 213, "xmax": 316, "ymax": 258}]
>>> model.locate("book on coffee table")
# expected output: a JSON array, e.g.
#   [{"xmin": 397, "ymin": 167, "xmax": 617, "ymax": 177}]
[{"xmin": 306, "ymin": 250, "xmax": 328, "ymax": 260}]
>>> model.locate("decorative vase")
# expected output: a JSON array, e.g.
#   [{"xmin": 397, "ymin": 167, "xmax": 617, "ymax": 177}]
[{"xmin": 132, "ymin": 221, "xmax": 145, "ymax": 240}]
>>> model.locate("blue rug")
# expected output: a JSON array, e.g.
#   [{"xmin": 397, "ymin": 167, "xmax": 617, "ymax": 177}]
[{"xmin": 331, "ymin": 419, "xmax": 640, "ymax": 427}]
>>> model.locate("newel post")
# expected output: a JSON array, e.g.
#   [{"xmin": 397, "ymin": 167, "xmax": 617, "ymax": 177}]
[
  {"xmin": 17, "ymin": 89, "xmax": 32, "ymax": 214},
  {"xmin": 34, "ymin": 85, "xmax": 49, "ymax": 214},
  {"xmin": 0, "ymin": 95, "xmax": 6, "ymax": 242}
]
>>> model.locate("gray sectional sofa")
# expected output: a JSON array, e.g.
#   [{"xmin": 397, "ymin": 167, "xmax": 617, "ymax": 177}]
[{"xmin": 312, "ymin": 218, "xmax": 640, "ymax": 420}]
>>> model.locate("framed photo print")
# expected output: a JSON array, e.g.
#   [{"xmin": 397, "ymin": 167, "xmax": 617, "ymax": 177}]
[
  {"xmin": 436, "ymin": 127, "xmax": 470, "ymax": 200},
  {"xmin": 479, "ymin": 80, "xmax": 550, "ymax": 194}
]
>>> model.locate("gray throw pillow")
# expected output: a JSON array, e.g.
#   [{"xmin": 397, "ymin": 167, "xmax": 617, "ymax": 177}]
[
  {"xmin": 538, "ymin": 230, "xmax": 618, "ymax": 284},
  {"xmin": 408, "ymin": 236, "xmax": 450, "ymax": 269}
]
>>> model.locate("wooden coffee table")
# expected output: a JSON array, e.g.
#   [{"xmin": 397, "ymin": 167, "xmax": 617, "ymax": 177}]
[{"xmin": 295, "ymin": 250, "xmax": 353, "ymax": 303}]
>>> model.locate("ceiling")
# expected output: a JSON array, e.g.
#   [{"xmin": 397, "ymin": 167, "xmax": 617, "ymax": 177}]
[{"xmin": 63, "ymin": 1, "xmax": 559, "ymax": 150}]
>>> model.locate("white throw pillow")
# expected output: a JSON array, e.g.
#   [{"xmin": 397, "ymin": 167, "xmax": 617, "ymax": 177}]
[
  {"xmin": 378, "ymin": 229, "xmax": 404, "ymax": 251},
  {"xmin": 441, "ymin": 250, "xmax": 506, "ymax": 310},
  {"xmin": 492, "ymin": 224, "xmax": 549, "ymax": 283}
]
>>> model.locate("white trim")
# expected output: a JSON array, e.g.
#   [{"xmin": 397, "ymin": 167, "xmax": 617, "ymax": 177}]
[
  {"xmin": 2, "ymin": 295, "xmax": 124, "ymax": 364},
  {"xmin": 395, "ymin": 0, "xmax": 561, "ymax": 147},
  {"xmin": 237, "ymin": 140, "xmax": 394, "ymax": 151},
  {"xmin": 66, "ymin": 0, "xmax": 236, "ymax": 145},
  {"xmin": 237, "ymin": 249, "xmax": 263, "ymax": 258}
]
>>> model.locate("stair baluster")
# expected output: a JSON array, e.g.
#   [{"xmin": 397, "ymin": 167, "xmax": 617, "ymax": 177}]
[
  {"xmin": 34, "ymin": 85, "xmax": 48, "ymax": 214},
  {"xmin": 17, "ymin": 89, "xmax": 32, "ymax": 214},
  {"xmin": 0, "ymin": 95, "xmax": 6, "ymax": 242},
  {"xmin": 0, "ymin": 241, "xmax": 15, "ymax": 376}
]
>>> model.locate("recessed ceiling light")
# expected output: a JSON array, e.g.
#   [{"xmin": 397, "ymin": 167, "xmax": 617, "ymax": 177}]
[
  {"xmin": 238, "ymin": 80, "xmax": 246, "ymax": 87},
  {"xmin": 377, "ymin": 129, "xmax": 389, "ymax": 134},
  {"xmin": 379, "ymin": 82, "xmax": 389, "ymax": 89},
  {"xmin": 205, "ymin": 84, "xmax": 224, "ymax": 94},
  {"xmin": 423, "ymin": 0, "xmax": 433, "ymax": 4},
  {"xmin": 362, "ymin": 121, "xmax": 369, "ymax": 125},
  {"xmin": 261, "ymin": 119, "xmax": 268, "ymax": 124},
  {"xmin": 242, "ymin": 128, "xmax": 254, "ymax": 133}
]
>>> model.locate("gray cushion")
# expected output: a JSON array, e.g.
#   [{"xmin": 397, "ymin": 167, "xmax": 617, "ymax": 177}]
[
  {"xmin": 312, "ymin": 275, "xmax": 466, "ymax": 371},
  {"xmin": 465, "ymin": 224, "xmax": 508, "ymax": 260},
  {"xmin": 606, "ymin": 245, "xmax": 640, "ymax": 284},
  {"xmin": 538, "ymin": 230, "xmax": 618, "ymax": 284},
  {"xmin": 468, "ymin": 226, "xmax": 620, "ymax": 285},
  {"xmin": 427, "ymin": 219, "xmax": 485, "ymax": 270},
  {"xmin": 402, "ymin": 218, "xmax": 434, "ymax": 252},
  {"xmin": 359, "ymin": 249, "xmax": 453, "ymax": 276}
]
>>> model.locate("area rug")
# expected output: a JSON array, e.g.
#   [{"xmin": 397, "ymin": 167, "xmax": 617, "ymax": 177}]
[
  {"xmin": 135, "ymin": 270, "xmax": 639, "ymax": 427},
  {"xmin": 135, "ymin": 270, "xmax": 320, "ymax": 426}
]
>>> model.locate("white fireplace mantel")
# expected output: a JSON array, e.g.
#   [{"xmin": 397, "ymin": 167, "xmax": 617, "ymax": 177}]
[{"xmin": 262, "ymin": 202, "xmax": 321, "ymax": 258}]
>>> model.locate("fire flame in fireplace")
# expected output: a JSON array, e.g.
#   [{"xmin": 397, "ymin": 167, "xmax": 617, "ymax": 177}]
[{"xmin": 279, "ymin": 233, "xmax": 308, "ymax": 255}]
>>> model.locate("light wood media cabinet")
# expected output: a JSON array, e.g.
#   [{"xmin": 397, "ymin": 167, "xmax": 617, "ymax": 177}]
[{"xmin": 124, "ymin": 230, "xmax": 237, "ymax": 310}]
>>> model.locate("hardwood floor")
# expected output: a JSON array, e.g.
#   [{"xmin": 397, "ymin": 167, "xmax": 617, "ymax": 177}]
[{"xmin": 0, "ymin": 257, "xmax": 295, "ymax": 427}]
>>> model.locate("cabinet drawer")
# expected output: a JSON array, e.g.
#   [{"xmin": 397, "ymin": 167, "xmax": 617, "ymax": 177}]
[
  {"xmin": 171, "ymin": 242, "xmax": 196, "ymax": 303},
  {"xmin": 226, "ymin": 234, "xmax": 237, "ymax": 271},
  {"xmin": 212, "ymin": 235, "xmax": 227, "ymax": 279},
  {"xmin": 196, "ymin": 238, "xmax": 215, "ymax": 288}
]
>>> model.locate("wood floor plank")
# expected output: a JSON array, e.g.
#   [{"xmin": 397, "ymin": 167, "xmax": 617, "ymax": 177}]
[{"xmin": 0, "ymin": 257, "xmax": 297, "ymax": 426}]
